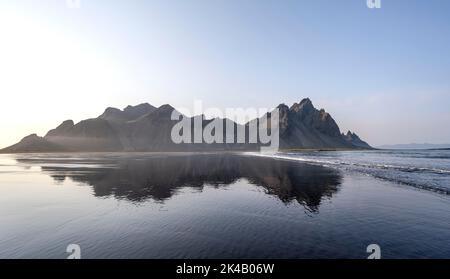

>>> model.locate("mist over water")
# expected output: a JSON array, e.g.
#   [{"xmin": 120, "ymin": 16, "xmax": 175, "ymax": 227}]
[{"xmin": 0, "ymin": 152, "xmax": 449, "ymax": 259}]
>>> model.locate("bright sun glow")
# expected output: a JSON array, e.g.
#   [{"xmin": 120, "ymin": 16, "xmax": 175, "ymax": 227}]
[{"xmin": 0, "ymin": 10, "xmax": 129, "ymax": 148}]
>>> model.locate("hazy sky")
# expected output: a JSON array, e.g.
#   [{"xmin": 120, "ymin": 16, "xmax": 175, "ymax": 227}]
[{"xmin": 1, "ymin": 0, "xmax": 449, "ymax": 148}]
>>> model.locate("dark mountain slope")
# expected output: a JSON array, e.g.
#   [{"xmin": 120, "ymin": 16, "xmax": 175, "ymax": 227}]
[
  {"xmin": 1, "ymin": 134, "xmax": 67, "ymax": 153},
  {"xmin": 0, "ymin": 99, "xmax": 372, "ymax": 153}
]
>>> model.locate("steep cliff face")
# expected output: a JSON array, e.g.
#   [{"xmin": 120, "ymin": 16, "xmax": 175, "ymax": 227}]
[
  {"xmin": 1, "ymin": 99, "xmax": 372, "ymax": 153},
  {"xmin": 278, "ymin": 98, "xmax": 363, "ymax": 149},
  {"xmin": 343, "ymin": 131, "xmax": 372, "ymax": 149}
]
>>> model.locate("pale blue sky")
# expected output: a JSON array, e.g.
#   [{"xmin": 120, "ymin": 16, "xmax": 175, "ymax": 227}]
[{"xmin": 0, "ymin": 0, "xmax": 449, "ymax": 147}]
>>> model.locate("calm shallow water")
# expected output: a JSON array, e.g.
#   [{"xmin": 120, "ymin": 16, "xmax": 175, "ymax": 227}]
[{"xmin": 0, "ymin": 152, "xmax": 449, "ymax": 259}]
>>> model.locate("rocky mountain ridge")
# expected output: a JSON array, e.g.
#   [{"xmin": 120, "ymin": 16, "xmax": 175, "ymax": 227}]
[{"xmin": 1, "ymin": 98, "xmax": 371, "ymax": 153}]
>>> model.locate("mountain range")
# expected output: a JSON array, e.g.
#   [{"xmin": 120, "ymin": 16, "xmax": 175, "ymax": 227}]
[{"xmin": 0, "ymin": 98, "xmax": 371, "ymax": 153}]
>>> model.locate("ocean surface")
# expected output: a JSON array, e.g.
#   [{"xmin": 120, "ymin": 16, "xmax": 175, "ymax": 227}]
[
  {"xmin": 0, "ymin": 150, "xmax": 449, "ymax": 259},
  {"xmin": 253, "ymin": 149, "xmax": 450, "ymax": 195}
]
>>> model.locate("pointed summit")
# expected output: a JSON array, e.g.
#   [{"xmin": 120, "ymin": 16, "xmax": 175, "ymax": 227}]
[
  {"xmin": 290, "ymin": 98, "xmax": 315, "ymax": 113},
  {"xmin": 299, "ymin": 97, "xmax": 312, "ymax": 106},
  {"xmin": 299, "ymin": 98, "xmax": 314, "ymax": 110},
  {"xmin": 343, "ymin": 131, "xmax": 371, "ymax": 149}
]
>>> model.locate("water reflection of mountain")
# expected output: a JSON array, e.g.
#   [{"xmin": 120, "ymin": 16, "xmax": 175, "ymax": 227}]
[{"xmin": 18, "ymin": 154, "xmax": 342, "ymax": 212}]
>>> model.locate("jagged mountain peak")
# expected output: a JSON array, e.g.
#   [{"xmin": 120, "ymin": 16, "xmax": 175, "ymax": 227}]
[
  {"xmin": 299, "ymin": 98, "xmax": 314, "ymax": 108},
  {"xmin": 290, "ymin": 98, "xmax": 315, "ymax": 113},
  {"xmin": 319, "ymin": 109, "xmax": 331, "ymax": 121},
  {"xmin": 300, "ymin": 97, "xmax": 312, "ymax": 105},
  {"xmin": 345, "ymin": 131, "xmax": 361, "ymax": 139},
  {"xmin": 343, "ymin": 131, "xmax": 371, "ymax": 149}
]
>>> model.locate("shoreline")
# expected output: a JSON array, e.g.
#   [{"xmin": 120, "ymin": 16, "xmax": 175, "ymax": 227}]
[{"xmin": 0, "ymin": 148, "xmax": 376, "ymax": 155}]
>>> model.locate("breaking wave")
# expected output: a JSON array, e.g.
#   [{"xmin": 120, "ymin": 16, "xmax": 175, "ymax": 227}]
[{"xmin": 246, "ymin": 150, "xmax": 450, "ymax": 195}]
